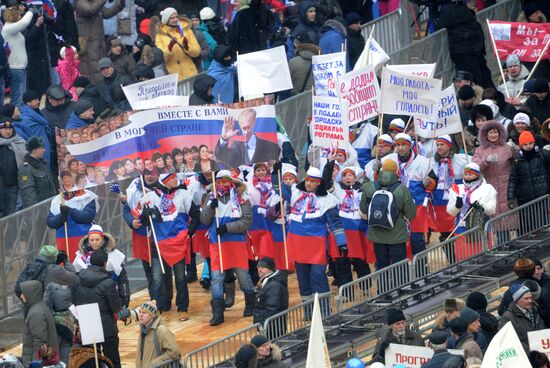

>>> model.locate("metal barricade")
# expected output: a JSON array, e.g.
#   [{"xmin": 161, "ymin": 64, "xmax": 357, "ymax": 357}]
[
  {"xmin": 263, "ymin": 292, "xmax": 334, "ymax": 341},
  {"xmin": 484, "ymin": 195, "xmax": 550, "ymax": 249},
  {"xmin": 176, "ymin": 73, "xmax": 202, "ymax": 96},
  {"xmin": 337, "ymin": 259, "xmax": 411, "ymax": 311},
  {"xmin": 411, "ymin": 227, "xmax": 487, "ymax": 280},
  {"xmin": 182, "ymin": 323, "xmax": 263, "ymax": 368},
  {"xmin": 152, "ymin": 359, "xmax": 183, "ymax": 368}
]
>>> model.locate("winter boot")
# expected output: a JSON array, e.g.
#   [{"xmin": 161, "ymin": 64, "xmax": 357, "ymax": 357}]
[
  {"xmin": 224, "ymin": 281, "xmax": 236, "ymax": 308},
  {"xmin": 209, "ymin": 298, "xmax": 225, "ymax": 326},
  {"xmin": 243, "ymin": 292, "xmax": 256, "ymax": 317}
]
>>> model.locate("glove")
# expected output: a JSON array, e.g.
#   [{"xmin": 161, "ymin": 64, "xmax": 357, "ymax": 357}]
[
  {"xmin": 485, "ymin": 154, "xmax": 498, "ymax": 163},
  {"xmin": 60, "ymin": 205, "xmax": 70, "ymax": 217},
  {"xmin": 216, "ymin": 224, "xmax": 227, "ymax": 236},
  {"xmin": 168, "ymin": 37, "xmax": 177, "ymax": 52},
  {"xmin": 338, "ymin": 245, "xmax": 348, "ymax": 258},
  {"xmin": 372, "ymin": 159, "xmax": 381, "ymax": 173},
  {"xmin": 210, "ymin": 198, "xmax": 218, "ymax": 209},
  {"xmin": 455, "ymin": 197, "xmax": 463, "ymax": 209},
  {"xmin": 56, "ymin": 250, "xmax": 68, "ymax": 265},
  {"xmin": 182, "ymin": 36, "xmax": 189, "ymax": 51},
  {"xmin": 139, "ymin": 206, "xmax": 157, "ymax": 226},
  {"xmin": 507, "ymin": 139, "xmax": 519, "ymax": 152},
  {"xmin": 117, "ymin": 307, "xmax": 130, "ymax": 321},
  {"xmin": 272, "ymin": 161, "xmax": 282, "ymax": 175},
  {"xmin": 507, "ymin": 199, "xmax": 517, "ymax": 209},
  {"xmin": 242, "ymin": 169, "xmax": 250, "ymax": 179},
  {"xmin": 422, "ymin": 177, "xmax": 436, "ymax": 191}
]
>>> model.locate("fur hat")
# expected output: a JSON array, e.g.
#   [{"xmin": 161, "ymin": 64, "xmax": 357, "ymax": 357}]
[
  {"xmin": 387, "ymin": 308, "xmax": 405, "ymax": 325},
  {"xmin": 26, "ymin": 136, "xmax": 45, "ymax": 152},
  {"xmin": 466, "ymin": 291, "xmax": 487, "ymax": 311},
  {"xmin": 514, "ymin": 258, "xmax": 535, "ymax": 278},
  {"xmin": 160, "ymin": 7, "xmax": 177, "ymax": 24},
  {"xmin": 443, "ymin": 298, "xmax": 465, "ymax": 312}
]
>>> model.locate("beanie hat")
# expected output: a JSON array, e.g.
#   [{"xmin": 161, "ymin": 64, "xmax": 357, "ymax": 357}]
[
  {"xmin": 513, "ymin": 112, "xmax": 530, "ymax": 126},
  {"xmin": 519, "ymin": 131, "xmax": 535, "ymax": 146},
  {"xmin": 140, "ymin": 300, "xmax": 159, "ymax": 316},
  {"xmin": 377, "ymin": 134, "xmax": 393, "ymax": 147},
  {"xmin": 345, "ymin": 358, "xmax": 366, "ymax": 368},
  {"xmin": 0, "ymin": 103, "xmax": 16, "ymax": 118},
  {"xmin": 160, "ymin": 172, "xmax": 178, "ymax": 185},
  {"xmin": 257, "ymin": 257, "xmax": 276, "ymax": 271},
  {"xmin": 26, "ymin": 136, "xmax": 45, "ymax": 152},
  {"xmin": 387, "ymin": 308, "xmax": 405, "ymax": 325},
  {"xmin": 533, "ymin": 79, "xmax": 549, "ymax": 93},
  {"xmin": 40, "ymin": 245, "xmax": 59, "ymax": 260},
  {"xmin": 389, "ymin": 118, "xmax": 405, "ymax": 132},
  {"xmin": 506, "ymin": 54, "xmax": 521, "ymax": 68},
  {"xmin": 251, "ymin": 335, "xmax": 269, "ymax": 348},
  {"xmin": 436, "ymin": 135, "xmax": 452, "ymax": 147},
  {"xmin": 74, "ymin": 98, "xmax": 94, "ymax": 116},
  {"xmin": 523, "ymin": 79, "xmax": 536, "ymax": 94},
  {"xmin": 466, "ymin": 291, "xmax": 487, "ymax": 311},
  {"xmin": 0, "ymin": 116, "xmax": 13, "ymax": 129},
  {"xmin": 510, "ymin": 283, "xmax": 530, "ymax": 302},
  {"xmin": 394, "ymin": 133, "xmax": 412, "ymax": 146},
  {"xmin": 460, "ymin": 307, "xmax": 480, "ymax": 325},
  {"xmin": 160, "ymin": 7, "xmax": 177, "ymax": 24},
  {"xmin": 139, "ymin": 18, "xmax": 151, "ymax": 36},
  {"xmin": 454, "ymin": 70, "xmax": 473, "ymax": 82},
  {"xmin": 72, "ymin": 76, "xmax": 90, "ymax": 89},
  {"xmin": 513, "ymin": 258, "xmax": 535, "ymax": 278},
  {"xmin": 110, "ymin": 38, "xmax": 123, "ymax": 48},
  {"xmin": 443, "ymin": 298, "xmax": 465, "ymax": 312},
  {"xmin": 88, "ymin": 224, "xmax": 104, "ymax": 237},
  {"xmin": 23, "ymin": 90, "xmax": 40, "ymax": 104},
  {"xmin": 458, "ymin": 85, "xmax": 475, "ymax": 100},
  {"xmin": 524, "ymin": 3, "xmax": 540, "ymax": 18},
  {"xmin": 464, "ymin": 162, "xmax": 481, "ymax": 177},
  {"xmin": 235, "ymin": 344, "xmax": 257, "ymax": 368},
  {"xmin": 135, "ymin": 64, "xmax": 155, "ymax": 80},
  {"xmin": 449, "ymin": 317, "xmax": 468, "ymax": 335},
  {"xmin": 381, "ymin": 159, "xmax": 398, "ymax": 174},
  {"xmin": 306, "ymin": 167, "xmax": 322, "ymax": 181},
  {"xmin": 98, "ymin": 57, "xmax": 114, "ymax": 69},
  {"xmin": 200, "ymin": 7, "xmax": 216, "ymax": 21},
  {"xmin": 345, "ymin": 12, "xmax": 361, "ymax": 25}
]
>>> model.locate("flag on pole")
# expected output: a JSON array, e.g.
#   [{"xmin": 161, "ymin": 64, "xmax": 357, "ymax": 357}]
[
  {"xmin": 305, "ymin": 293, "xmax": 331, "ymax": 368},
  {"xmin": 42, "ymin": 0, "xmax": 57, "ymax": 18},
  {"xmin": 353, "ymin": 37, "xmax": 390, "ymax": 71},
  {"xmin": 481, "ymin": 322, "xmax": 531, "ymax": 368}
]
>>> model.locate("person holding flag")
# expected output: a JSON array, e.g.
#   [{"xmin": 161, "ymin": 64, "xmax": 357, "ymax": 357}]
[
  {"xmin": 364, "ymin": 134, "xmax": 394, "ymax": 181},
  {"xmin": 200, "ymin": 170, "xmax": 255, "ymax": 326},
  {"xmin": 46, "ymin": 183, "xmax": 99, "ymax": 261}
]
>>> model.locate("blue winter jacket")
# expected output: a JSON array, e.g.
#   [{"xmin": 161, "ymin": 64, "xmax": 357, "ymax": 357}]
[{"xmin": 18, "ymin": 105, "xmax": 52, "ymax": 168}]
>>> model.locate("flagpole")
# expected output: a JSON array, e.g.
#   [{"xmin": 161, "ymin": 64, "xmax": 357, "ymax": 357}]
[
  {"xmin": 139, "ymin": 175, "xmax": 165, "ymax": 274},
  {"xmin": 277, "ymin": 170, "xmax": 289, "ymax": 270},
  {"xmin": 514, "ymin": 38, "xmax": 550, "ymax": 98},
  {"xmin": 485, "ymin": 19, "xmax": 510, "ymax": 98},
  {"xmin": 445, "ymin": 206, "xmax": 475, "ymax": 241},
  {"xmin": 404, "ymin": 115, "xmax": 413, "ymax": 133},
  {"xmin": 212, "ymin": 172, "xmax": 224, "ymax": 272},
  {"xmin": 461, "ymin": 130, "xmax": 470, "ymax": 160},
  {"xmin": 375, "ymin": 112, "xmax": 383, "ymax": 160},
  {"xmin": 60, "ymin": 192, "xmax": 70, "ymax": 257}
]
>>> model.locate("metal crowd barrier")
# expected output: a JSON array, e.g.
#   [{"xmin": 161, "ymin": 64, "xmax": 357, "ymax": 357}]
[
  {"xmin": 176, "ymin": 73, "xmax": 202, "ymax": 97},
  {"xmin": 182, "ymin": 323, "xmax": 263, "ymax": 368},
  {"xmin": 484, "ymin": 194, "xmax": 550, "ymax": 249},
  {"xmin": 361, "ymin": 4, "xmax": 412, "ymax": 56},
  {"xmin": 411, "ymin": 227, "xmax": 487, "ymax": 280},
  {"xmin": 337, "ymin": 258, "xmax": 411, "ymax": 311},
  {"xmin": 263, "ymin": 292, "xmax": 334, "ymax": 341}
]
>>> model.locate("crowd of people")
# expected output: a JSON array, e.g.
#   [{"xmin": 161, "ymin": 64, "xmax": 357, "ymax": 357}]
[{"xmin": 0, "ymin": 0, "xmax": 549, "ymax": 367}]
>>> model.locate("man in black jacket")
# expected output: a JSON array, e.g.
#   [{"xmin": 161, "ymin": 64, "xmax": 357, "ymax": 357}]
[
  {"xmin": 253, "ymin": 257, "xmax": 289, "ymax": 328},
  {"xmin": 345, "ymin": 12, "xmax": 364, "ymax": 70},
  {"xmin": 189, "ymin": 74, "xmax": 216, "ymax": 106},
  {"xmin": 97, "ymin": 57, "xmax": 133, "ymax": 114},
  {"xmin": 72, "ymin": 249, "xmax": 123, "ymax": 368},
  {"xmin": 18, "ymin": 136, "xmax": 56, "ymax": 208}
]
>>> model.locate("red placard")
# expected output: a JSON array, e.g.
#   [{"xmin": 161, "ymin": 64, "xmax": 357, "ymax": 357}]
[{"xmin": 489, "ymin": 21, "xmax": 550, "ymax": 62}]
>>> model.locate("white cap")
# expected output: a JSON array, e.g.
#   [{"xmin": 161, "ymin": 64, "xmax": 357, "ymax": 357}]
[
  {"xmin": 88, "ymin": 224, "xmax": 104, "ymax": 235},
  {"xmin": 340, "ymin": 166, "xmax": 363, "ymax": 179},
  {"xmin": 513, "ymin": 112, "xmax": 530, "ymax": 126},
  {"xmin": 394, "ymin": 133, "xmax": 413, "ymax": 145},
  {"xmin": 216, "ymin": 170, "xmax": 232, "ymax": 179},
  {"xmin": 282, "ymin": 164, "xmax": 297, "ymax": 178},
  {"xmin": 389, "ymin": 118, "xmax": 405, "ymax": 132},
  {"xmin": 306, "ymin": 167, "xmax": 321, "ymax": 180},
  {"xmin": 160, "ymin": 7, "xmax": 177, "ymax": 24},
  {"xmin": 377, "ymin": 133, "xmax": 394, "ymax": 146},
  {"xmin": 480, "ymin": 99, "xmax": 499, "ymax": 119},
  {"xmin": 200, "ymin": 7, "xmax": 216, "ymax": 20}
]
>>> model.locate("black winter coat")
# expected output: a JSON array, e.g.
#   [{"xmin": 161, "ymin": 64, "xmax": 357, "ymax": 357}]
[
  {"xmin": 79, "ymin": 84, "xmax": 109, "ymax": 119},
  {"xmin": 48, "ymin": 0, "xmax": 79, "ymax": 67},
  {"xmin": 0, "ymin": 142, "xmax": 19, "ymax": 187},
  {"xmin": 42, "ymin": 97, "xmax": 75, "ymax": 130},
  {"xmin": 25, "ymin": 15, "xmax": 53, "ymax": 96},
  {"xmin": 253, "ymin": 270, "xmax": 289, "ymax": 326},
  {"xmin": 204, "ymin": 19, "xmax": 228, "ymax": 46},
  {"xmin": 507, "ymin": 148, "xmax": 550, "ymax": 205},
  {"xmin": 346, "ymin": 27, "xmax": 364, "ymax": 70},
  {"xmin": 479, "ymin": 311, "xmax": 499, "ymax": 344},
  {"xmin": 437, "ymin": 3, "xmax": 485, "ymax": 55},
  {"xmin": 420, "ymin": 349, "xmax": 455, "ymax": 368},
  {"xmin": 72, "ymin": 265, "xmax": 122, "ymax": 338},
  {"xmin": 98, "ymin": 71, "xmax": 133, "ymax": 113},
  {"xmin": 228, "ymin": 3, "xmax": 272, "ymax": 55},
  {"xmin": 525, "ymin": 94, "xmax": 550, "ymax": 125},
  {"xmin": 189, "ymin": 74, "xmax": 216, "ymax": 106}
]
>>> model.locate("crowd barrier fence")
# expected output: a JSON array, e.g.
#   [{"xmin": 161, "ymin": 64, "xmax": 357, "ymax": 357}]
[{"xmin": 182, "ymin": 323, "xmax": 262, "ymax": 368}]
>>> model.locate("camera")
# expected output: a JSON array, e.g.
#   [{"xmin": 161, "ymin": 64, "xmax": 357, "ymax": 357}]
[{"xmin": 117, "ymin": 306, "xmax": 140, "ymax": 325}]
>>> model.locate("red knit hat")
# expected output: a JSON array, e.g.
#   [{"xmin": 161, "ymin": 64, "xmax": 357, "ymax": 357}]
[{"xmin": 518, "ymin": 131, "xmax": 535, "ymax": 146}]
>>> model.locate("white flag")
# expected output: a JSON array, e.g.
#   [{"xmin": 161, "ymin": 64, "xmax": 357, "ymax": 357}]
[
  {"xmin": 122, "ymin": 74, "xmax": 179, "ymax": 110},
  {"xmin": 353, "ymin": 37, "xmax": 390, "ymax": 71},
  {"xmin": 481, "ymin": 322, "xmax": 531, "ymax": 368},
  {"xmin": 306, "ymin": 293, "xmax": 331, "ymax": 368},
  {"xmin": 237, "ymin": 46, "xmax": 293, "ymax": 98}
]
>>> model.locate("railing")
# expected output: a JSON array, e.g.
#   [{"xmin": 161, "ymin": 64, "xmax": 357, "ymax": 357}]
[
  {"xmin": 337, "ymin": 258, "xmax": 411, "ymax": 311},
  {"xmin": 484, "ymin": 194, "xmax": 550, "ymax": 249},
  {"xmin": 263, "ymin": 292, "xmax": 334, "ymax": 341},
  {"xmin": 361, "ymin": 7, "xmax": 410, "ymax": 56},
  {"xmin": 411, "ymin": 227, "xmax": 487, "ymax": 280},
  {"xmin": 182, "ymin": 324, "xmax": 263, "ymax": 368},
  {"xmin": 176, "ymin": 73, "xmax": 202, "ymax": 97}
]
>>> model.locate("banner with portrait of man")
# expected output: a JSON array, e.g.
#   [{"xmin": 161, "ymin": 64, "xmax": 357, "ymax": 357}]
[{"xmin": 55, "ymin": 102, "xmax": 279, "ymax": 189}]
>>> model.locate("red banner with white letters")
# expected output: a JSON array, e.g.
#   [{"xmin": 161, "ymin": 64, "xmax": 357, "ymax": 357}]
[{"xmin": 488, "ymin": 21, "xmax": 550, "ymax": 62}]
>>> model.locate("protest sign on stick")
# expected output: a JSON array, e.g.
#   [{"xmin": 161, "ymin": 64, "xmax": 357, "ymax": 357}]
[
  {"xmin": 305, "ymin": 293, "xmax": 331, "ymax": 368},
  {"xmin": 380, "ymin": 67, "xmax": 442, "ymax": 124},
  {"xmin": 337, "ymin": 65, "xmax": 380, "ymax": 127},
  {"xmin": 122, "ymin": 74, "xmax": 179, "ymax": 110},
  {"xmin": 385, "ymin": 344, "xmax": 463, "ymax": 368},
  {"xmin": 528, "ymin": 329, "xmax": 550, "ymax": 360},
  {"xmin": 386, "ymin": 63, "xmax": 437, "ymax": 78},
  {"xmin": 486, "ymin": 20, "xmax": 512, "ymax": 98},
  {"xmin": 415, "ymin": 85, "xmax": 463, "ymax": 139},
  {"xmin": 312, "ymin": 52, "xmax": 346, "ymax": 97},
  {"xmin": 76, "ymin": 302, "xmax": 104, "ymax": 367},
  {"xmin": 354, "ymin": 37, "xmax": 390, "ymax": 71},
  {"xmin": 482, "ymin": 322, "xmax": 531, "ymax": 368},
  {"xmin": 488, "ymin": 21, "xmax": 550, "ymax": 62},
  {"xmin": 311, "ymin": 95, "xmax": 347, "ymax": 148}
]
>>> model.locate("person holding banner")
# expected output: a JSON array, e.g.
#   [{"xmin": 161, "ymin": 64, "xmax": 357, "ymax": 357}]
[
  {"xmin": 498, "ymin": 54, "xmax": 529, "ymax": 106},
  {"xmin": 200, "ymin": 170, "xmax": 255, "ymax": 326}
]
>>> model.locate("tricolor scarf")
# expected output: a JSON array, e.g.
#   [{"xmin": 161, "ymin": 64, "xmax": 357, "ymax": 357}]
[
  {"xmin": 398, "ymin": 152, "xmax": 415, "ymax": 187},
  {"xmin": 437, "ymin": 157, "xmax": 455, "ymax": 200},
  {"xmin": 252, "ymin": 175, "xmax": 273, "ymax": 214},
  {"xmin": 210, "ymin": 187, "xmax": 242, "ymax": 218},
  {"xmin": 459, "ymin": 179, "xmax": 482, "ymax": 224},
  {"xmin": 340, "ymin": 189, "xmax": 358, "ymax": 215},
  {"xmin": 290, "ymin": 192, "xmax": 320, "ymax": 222},
  {"xmin": 159, "ymin": 190, "xmax": 177, "ymax": 216}
]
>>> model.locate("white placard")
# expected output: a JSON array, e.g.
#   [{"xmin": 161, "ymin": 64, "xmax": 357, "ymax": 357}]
[
  {"xmin": 76, "ymin": 303, "xmax": 105, "ymax": 345},
  {"xmin": 311, "ymin": 95, "xmax": 347, "ymax": 148},
  {"xmin": 122, "ymin": 74, "xmax": 179, "ymax": 110},
  {"xmin": 415, "ymin": 85, "xmax": 463, "ymax": 139},
  {"xmin": 237, "ymin": 46, "xmax": 293, "ymax": 98},
  {"xmin": 385, "ymin": 344, "xmax": 464, "ymax": 368},
  {"xmin": 482, "ymin": 322, "xmax": 531, "ymax": 368},
  {"xmin": 380, "ymin": 67, "xmax": 442, "ymax": 123},
  {"xmin": 337, "ymin": 65, "xmax": 380, "ymax": 126},
  {"xmin": 305, "ymin": 293, "xmax": 331, "ymax": 368},
  {"xmin": 386, "ymin": 63, "xmax": 437, "ymax": 78},
  {"xmin": 528, "ymin": 329, "xmax": 550, "ymax": 360},
  {"xmin": 312, "ymin": 52, "xmax": 346, "ymax": 97}
]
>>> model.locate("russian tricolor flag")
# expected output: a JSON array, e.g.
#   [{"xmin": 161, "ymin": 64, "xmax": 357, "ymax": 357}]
[{"xmin": 24, "ymin": 0, "xmax": 57, "ymax": 19}]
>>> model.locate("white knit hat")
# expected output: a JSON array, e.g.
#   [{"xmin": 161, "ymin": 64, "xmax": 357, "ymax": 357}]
[
  {"xmin": 513, "ymin": 112, "xmax": 530, "ymax": 126},
  {"xmin": 306, "ymin": 167, "xmax": 321, "ymax": 180},
  {"xmin": 200, "ymin": 7, "xmax": 216, "ymax": 21},
  {"xmin": 160, "ymin": 7, "xmax": 177, "ymax": 25}
]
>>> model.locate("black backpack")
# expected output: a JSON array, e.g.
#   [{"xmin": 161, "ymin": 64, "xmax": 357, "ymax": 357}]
[
  {"xmin": 367, "ymin": 182, "xmax": 400, "ymax": 229},
  {"xmin": 14, "ymin": 260, "xmax": 49, "ymax": 298}
]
